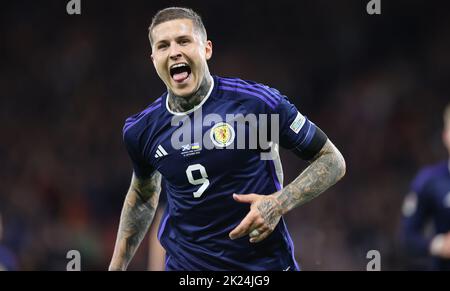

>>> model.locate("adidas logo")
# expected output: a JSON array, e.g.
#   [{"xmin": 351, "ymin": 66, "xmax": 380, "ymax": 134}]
[{"xmin": 154, "ymin": 145, "xmax": 168, "ymax": 158}]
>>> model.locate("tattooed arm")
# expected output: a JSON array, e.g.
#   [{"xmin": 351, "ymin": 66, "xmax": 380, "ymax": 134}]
[
  {"xmin": 109, "ymin": 171, "xmax": 162, "ymax": 271},
  {"xmin": 275, "ymin": 139, "xmax": 346, "ymax": 213},
  {"xmin": 229, "ymin": 139, "xmax": 346, "ymax": 243}
]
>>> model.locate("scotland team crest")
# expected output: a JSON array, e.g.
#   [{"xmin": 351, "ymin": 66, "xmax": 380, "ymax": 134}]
[{"xmin": 210, "ymin": 122, "xmax": 235, "ymax": 148}]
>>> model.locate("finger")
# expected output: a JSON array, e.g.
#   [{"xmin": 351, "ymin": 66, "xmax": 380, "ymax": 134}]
[
  {"xmin": 249, "ymin": 229, "xmax": 258, "ymax": 238},
  {"xmin": 249, "ymin": 224, "xmax": 269, "ymax": 238},
  {"xmin": 250, "ymin": 228, "xmax": 272, "ymax": 243},
  {"xmin": 233, "ymin": 194, "xmax": 259, "ymax": 204},
  {"xmin": 229, "ymin": 212, "xmax": 258, "ymax": 240},
  {"xmin": 229, "ymin": 213, "xmax": 256, "ymax": 239},
  {"xmin": 248, "ymin": 218, "xmax": 266, "ymax": 238}
]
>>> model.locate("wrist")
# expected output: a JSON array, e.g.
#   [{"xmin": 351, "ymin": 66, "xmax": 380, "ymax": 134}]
[{"xmin": 272, "ymin": 191, "xmax": 288, "ymax": 215}]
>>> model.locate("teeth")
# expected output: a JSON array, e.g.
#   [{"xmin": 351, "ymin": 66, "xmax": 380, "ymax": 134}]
[{"xmin": 171, "ymin": 63, "xmax": 188, "ymax": 69}]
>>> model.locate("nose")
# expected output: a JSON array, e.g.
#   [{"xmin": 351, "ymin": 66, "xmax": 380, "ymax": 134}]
[{"xmin": 169, "ymin": 43, "xmax": 182, "ymax": 60}]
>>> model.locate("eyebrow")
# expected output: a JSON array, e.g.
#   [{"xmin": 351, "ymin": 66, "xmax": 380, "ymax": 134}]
[{"xmin": 154, "ymin": 35, "xmax": 193, "ymax": 46}]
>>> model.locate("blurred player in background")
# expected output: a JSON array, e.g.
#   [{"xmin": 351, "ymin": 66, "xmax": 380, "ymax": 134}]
[
  {"xmin": 0, "ymin": 212, "xmax": 18, "ymax": 271},
  {"xmin": 109, "ymin": 7, "xmax": 346, "ymax": 271},
  {"xmin": 402, "ymin": 103, "xmax": 450, "ymax": 270}
]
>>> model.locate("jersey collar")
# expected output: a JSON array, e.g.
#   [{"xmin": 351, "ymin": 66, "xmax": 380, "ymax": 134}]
[{"xmin": 165, "ymin": 76, "xmax": 214, "ymax": 116}]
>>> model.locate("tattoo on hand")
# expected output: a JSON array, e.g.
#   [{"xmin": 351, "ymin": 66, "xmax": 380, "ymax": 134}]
[{"xmin": 257, "ymin": 196, "xmax": 282, "ymax": 231}]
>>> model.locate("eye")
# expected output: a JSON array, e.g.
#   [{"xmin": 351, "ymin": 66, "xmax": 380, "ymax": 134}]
[
  {"xmin": 157, "ymin": 43, "xmax": 168, "ymax": 50},
  {"xmin": 180, "ymin": 39, "xmax": 190, "ymax": 46}
]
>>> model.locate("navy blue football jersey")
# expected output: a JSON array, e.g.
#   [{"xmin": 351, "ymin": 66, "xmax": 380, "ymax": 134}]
[
  {"xmin": 123, "ymin": 76, "xmax": 326, "ymax": 271},
  {"xmin": 0, "ymin": 245, "xmax": 17, "ymax": 271},
  {"xmin": 402, "ymin": 161, "xmax": 450, "ymax": 270}
]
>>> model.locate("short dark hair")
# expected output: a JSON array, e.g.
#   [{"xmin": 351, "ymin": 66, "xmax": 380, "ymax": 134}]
[{"xmin": 148, "ymin": 7, "xmax": 207, "ymax": 46}]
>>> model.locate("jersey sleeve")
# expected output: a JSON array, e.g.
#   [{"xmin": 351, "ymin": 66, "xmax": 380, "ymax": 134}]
[
  {"xmin": 269, "ymin": 92, "xmax": 327, "ymax": 160},
  {"xmin": 122, "ymin": 124, "xmax": 154, "ymax": 179}
]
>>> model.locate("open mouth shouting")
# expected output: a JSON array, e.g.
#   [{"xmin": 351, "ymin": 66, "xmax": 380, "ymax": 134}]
[{"xmin": 170, "ymin": 62, "xmax": 192, "ymax": 84}]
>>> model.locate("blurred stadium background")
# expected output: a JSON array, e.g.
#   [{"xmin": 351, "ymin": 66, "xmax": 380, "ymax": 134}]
[{"xmin": 0, "ymin": 0, "xmax": 449, "ymax": 270}]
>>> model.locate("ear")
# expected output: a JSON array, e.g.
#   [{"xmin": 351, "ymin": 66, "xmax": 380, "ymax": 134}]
[
  {"xmin": 151, "ymin": 52, "xmax": 158, "ymax": 68},
  {"xmin": 205, "ymin": 40, "xmax": 213, "ymax": 61}
]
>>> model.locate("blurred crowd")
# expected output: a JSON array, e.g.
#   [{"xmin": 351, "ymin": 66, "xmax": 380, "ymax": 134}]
[{"xmin": 1, "ymin": 0, "xmax": 449, "ymax": 270}]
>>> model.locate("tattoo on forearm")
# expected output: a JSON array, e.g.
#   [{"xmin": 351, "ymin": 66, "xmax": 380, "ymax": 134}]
[
  {"xmin": 168, "ymin": 75, "xmax": 212, "ymax": 112},
  {"xmin": 112, "ymin": 171, "xmax": 161, "ymax": 269},
  {"xmin": 275, "ymin": 140, "xmax": 345, "ymax": 214}
]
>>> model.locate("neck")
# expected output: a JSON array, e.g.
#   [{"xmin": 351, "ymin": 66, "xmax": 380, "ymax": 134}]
[{"xmin": 168, "ymin": 74, "xmax": 212, "ymax": 113}]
